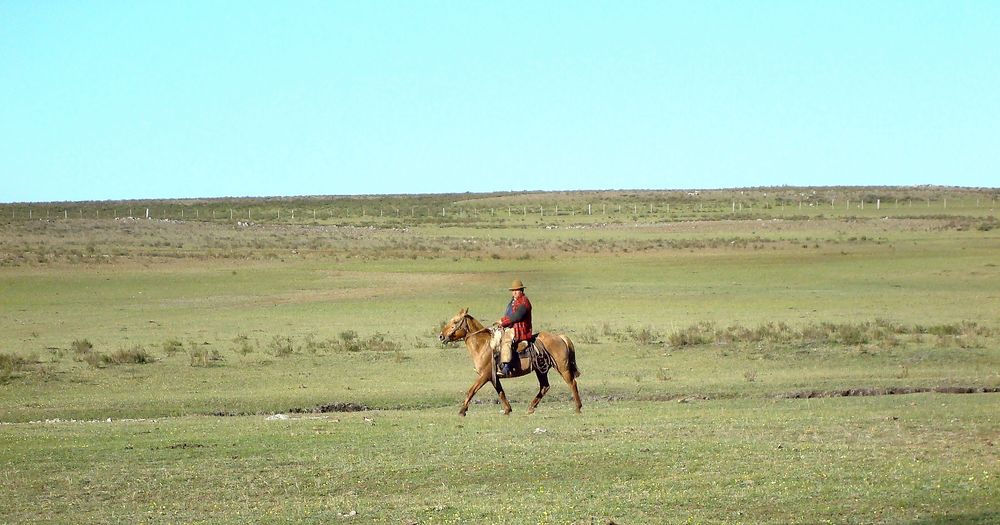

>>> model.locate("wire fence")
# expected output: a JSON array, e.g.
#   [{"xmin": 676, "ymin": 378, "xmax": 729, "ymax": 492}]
[{"xmin": 2, "ymin": 195, "xmax": 996, "ymax": 223}]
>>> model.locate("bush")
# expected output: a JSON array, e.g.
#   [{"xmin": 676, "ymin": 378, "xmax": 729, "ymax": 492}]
[
  {"xmin": 0, "ymin": 352, "xmax": 30, "ymax": 381},
  {"xmin": 359, "ymin": 333, "xmax": 402, "ymax": 352},
  {"xmin": 82, "ymin": 351, "xmax": 104, "ymax": 368},
  {"xmin": 105, "ymin": 345, "xmax": 154, "ymax": 365},
  {"xmin": 189, "ymin": 345, "xmax": 221, "ymax": 367},
  {"xmin": 628, "ymin": 326, "xmax": 660, "ymax": 346},
  {"xmin": 162, "ymin": 339, "xmax": 184, "ymax": 356},
  {"xmin": 71, "ymin": 339, "xmax": 94, "ymax": 355},
  {"xmin": 578, "ymin": 325, "xmax": 600, "ymax": 345},
  {"xmin": 667, "ymin": 322, "xmax": 715, "ymax": 347},
  {"xmin": 232, "ymin": 334, "xmax": 255, "ymax": 355},
  {"xmin": 268, "ymin": 335, "xmax": 295, "ymax": 357}
]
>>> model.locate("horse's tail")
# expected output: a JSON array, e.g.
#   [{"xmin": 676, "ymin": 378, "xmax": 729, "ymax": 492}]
[{"xmin": 559, "ymin": 335, "xmax": 581, "ymax": 378}]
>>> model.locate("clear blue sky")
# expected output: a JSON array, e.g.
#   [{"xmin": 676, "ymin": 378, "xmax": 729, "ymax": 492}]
[{"xmin": 2, "ymin": 2, "xmax": 998, "ymax": 203}]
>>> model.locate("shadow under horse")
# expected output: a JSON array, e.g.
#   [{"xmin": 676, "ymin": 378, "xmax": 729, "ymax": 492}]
[{"xmin": 439, "ymin": 308, "xmax": 582, "ymax": 416}]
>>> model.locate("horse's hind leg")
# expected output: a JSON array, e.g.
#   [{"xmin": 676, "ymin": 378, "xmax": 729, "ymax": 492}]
[
  {"xmin": 527, "ymin": 372, "xmax": 550, "ymax": 414},
  {"xmin": 560, "ymin": 369, "xmax": 582, "ymax": 414}
]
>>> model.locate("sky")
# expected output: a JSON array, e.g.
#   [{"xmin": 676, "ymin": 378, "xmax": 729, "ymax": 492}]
[{"xmin": 1, "ymin": 2, "xmax": 998, "ymax": 203}]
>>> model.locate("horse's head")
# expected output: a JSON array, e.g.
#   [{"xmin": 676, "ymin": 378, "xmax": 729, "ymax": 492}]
[{"xmin": 440, "ymin": 308, "xmax": 475, "ymax": 343}]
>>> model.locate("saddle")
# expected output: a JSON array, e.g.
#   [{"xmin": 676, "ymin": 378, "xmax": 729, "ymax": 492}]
[{"xmin": 490, "ymin": 327, "xmax": 552, "ymax": 377}]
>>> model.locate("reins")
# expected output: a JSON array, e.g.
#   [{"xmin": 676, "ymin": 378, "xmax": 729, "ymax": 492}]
[{"xmin": 447, "ymin": 314, "xmax": 490, "ymax": 341}]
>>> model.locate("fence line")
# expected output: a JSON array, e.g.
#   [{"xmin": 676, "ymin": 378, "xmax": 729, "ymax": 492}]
[{"xmin": 2, "ymin": 196, "xmax": 993, "ymax": 223}]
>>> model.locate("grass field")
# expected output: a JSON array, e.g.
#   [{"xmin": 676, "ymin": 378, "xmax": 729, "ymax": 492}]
[{"xmin": 2, "ymin": 188, "xmax": 999, "ymax": 524}]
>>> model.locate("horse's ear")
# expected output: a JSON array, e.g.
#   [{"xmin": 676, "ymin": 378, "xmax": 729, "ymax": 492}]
[{"xmin": 460, "ymin": 307, "xmax": 468, "ymax": 315}]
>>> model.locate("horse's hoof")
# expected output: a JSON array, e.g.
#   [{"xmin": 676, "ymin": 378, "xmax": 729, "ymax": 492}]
[
  {"xmin": 527, "ymin": 408, "xmax": 535, "ymax": 415},
  {"xmin": 458, "ymin": 410, "xmax": 467, "ymax": 417}
]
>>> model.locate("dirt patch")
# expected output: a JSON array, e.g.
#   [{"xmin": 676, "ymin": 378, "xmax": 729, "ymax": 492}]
[
  {"xmin": 288, "ymin": 402, "xmax": 371, "ymax": 413},
  {"xmin": 777, "ymin": 386, "xmax": 1000, "ymax": 399}
]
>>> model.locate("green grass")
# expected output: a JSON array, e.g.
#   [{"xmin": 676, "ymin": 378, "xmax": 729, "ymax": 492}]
[
  {"xmin": 1, "ymin": 396, "xmax": 997, "ymax": 524},
  {"xmin": 1, "ymin": 188, "xmax": 999, "ymax": 523}
]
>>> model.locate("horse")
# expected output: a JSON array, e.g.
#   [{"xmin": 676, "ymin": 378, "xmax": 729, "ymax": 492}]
[{"xmin": 439, "ymin": 308, "xmax": 582, "ymax": 416}]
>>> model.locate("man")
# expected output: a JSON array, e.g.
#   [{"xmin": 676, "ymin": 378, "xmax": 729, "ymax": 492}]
[{"xmin": 496, "ymin": 278, "xmax": 532, "ymax": 376}]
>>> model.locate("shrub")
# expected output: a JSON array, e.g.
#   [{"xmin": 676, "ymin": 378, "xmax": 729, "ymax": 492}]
[
  {"xmin": 833, "ymin": 323, "xmax": 869, "ymax": 345},
  {"xmin": 302, "ymin": 333, "xmax": 323, "ymax": 354},
  {"xmin": 71, "ymin": 339, "xmax": 94, "ymax": 355},
  {"xmin": 324, "ymin": 331, "xmax": 403, "ymax": 353},
  {"xmin": 105, "ymin": 345, "xmax": 154, "ymax": 365},
  {"xmin": 162, "ymin": 339, "xmax": 184, "ymax": 356},
  {"xmin": 268, "ymin": 335, "xmax": 295, "ymax": 357},
  {"xmin": 628, "ymin": 326, "xmax": 660, "ymax": 346},
  {"xmin": 0, "ymin": 352, "xmax": 30, "ymax": 381},
  {"xmin": 667, "ymin": 322, "xmax": 715, "ymax": 347},
  {"xmin": 188, "ymin": 345, "xmax": 221, "ymax": 367},
  {"xmin": 82, "ymin": 351, "xmax": 104, "ymax": 368},
  {"xmin": 232, "ymin": 334, "xmax": 256, "ymax": 355},
  {"xmin": 578, "ymin": 325, "xmax": 599, "ymax": 345},
  {"xmin": 360, "ymin": 333, "xmax": 401, "ymax": 352}
]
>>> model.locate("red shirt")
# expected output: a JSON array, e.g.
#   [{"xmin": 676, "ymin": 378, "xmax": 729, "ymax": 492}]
[{"xmin": 500, "ymin": 293, "xmax": 533, "ymax": 341}]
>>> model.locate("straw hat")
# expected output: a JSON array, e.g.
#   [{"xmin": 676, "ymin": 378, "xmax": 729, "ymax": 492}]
[{"xmin": 508, "ymin": 279, "xmax": 526, "ymax": 291}]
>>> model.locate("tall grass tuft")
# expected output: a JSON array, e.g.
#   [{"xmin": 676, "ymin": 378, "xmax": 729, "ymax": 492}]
[
  {"xmin": 105, "ymin": 345, "xmax": 154, "ymax": 365},
  {"xmin": 188, "ymin": 342, "xmax": 221, "ymax": 367},
  {"xmin": 162, "ymin": 339, "xmax": 184, "ymax": 356},
  {"xmin": 667, "ymin": 322, "xmax": 716, "ymax": 347},
  {"xmin": 71, "ymin": 339, "xmax": 94, "ymax": 355},
  {"xmin": 1, "ymin": 352, "xmax": 30, "ymax": 381},
  {"xmin": 268, "ymin": 336, "xmax": 295, "ymax": 357},
  {"xmin": 232, "ymin": 334, "xmax": 256, "ymax": 355},
  {"xmin": 578, "ymin": 325, "xmax": 600, "ymax": 344}
]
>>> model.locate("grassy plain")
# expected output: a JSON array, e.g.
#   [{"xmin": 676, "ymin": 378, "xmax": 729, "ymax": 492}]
[{"xmin": 1, "ymin": 188, "xmax": 999, "ymax": 524}]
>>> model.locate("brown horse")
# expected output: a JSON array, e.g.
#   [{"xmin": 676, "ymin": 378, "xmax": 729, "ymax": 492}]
[{"xmin": 439, "ymin": 308, "xmax": 582, "ymax": 416}]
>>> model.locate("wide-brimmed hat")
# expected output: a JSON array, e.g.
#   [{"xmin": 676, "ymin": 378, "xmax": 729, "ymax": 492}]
[{"xmin": 508, "ymin": 279, "xmax": 525, "ymax": 291}]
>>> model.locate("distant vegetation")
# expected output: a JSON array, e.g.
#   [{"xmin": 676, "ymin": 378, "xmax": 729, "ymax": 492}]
[{"xmin": 1, "ymin": 187, "xmax": 996, "ymax": 267}]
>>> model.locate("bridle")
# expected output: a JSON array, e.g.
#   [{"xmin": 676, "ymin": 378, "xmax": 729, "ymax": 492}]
[{"xmin": 442, "ymin": 314, "xmax": 489, "ymax": 342}]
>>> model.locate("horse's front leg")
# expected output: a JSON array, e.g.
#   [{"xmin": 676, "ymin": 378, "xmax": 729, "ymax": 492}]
[
  {"xmin": 459, "ymin": 374, "xmax": 492, "ymax": 416},
  {"xmin": 527, "ymin": 371, "xmax": 551, "ymax": 414}
]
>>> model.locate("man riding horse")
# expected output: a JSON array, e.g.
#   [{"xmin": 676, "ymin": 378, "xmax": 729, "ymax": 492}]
[{"xmin": 495, "ymin": 278, "xmax": 532, "ymax": 376}]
